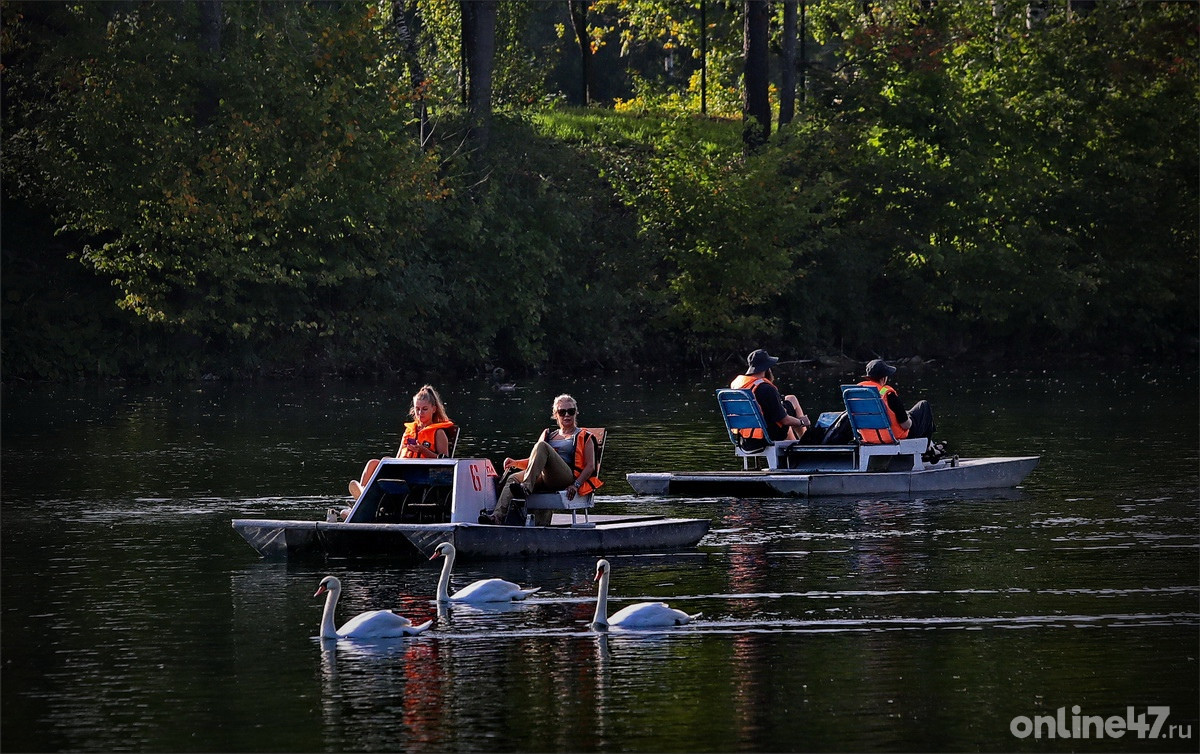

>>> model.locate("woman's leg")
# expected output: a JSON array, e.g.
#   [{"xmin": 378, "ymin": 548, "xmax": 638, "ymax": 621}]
[
  {"xmin": 492, "ymin": 443, "xmax": 576, "ymax": 524},
  {"xmin": 496, "ymin": 443, "xmax": 574, "ymax": 525},
  {"xmin": 491, "ymin": 469, "xmax": 527, "ymax": 522},
  {"xmin": 527, "ymin": 445, "xmax": 575, "ymax": 526},
  {"xmin": 521, "ymin": 441, "xmax": 575, "ymax": 492},
  {"xmin": 491, "ymin": 440, "xmax": 552, "ymax": 522},
  {"xmin": 348, "ymin": 458, "xmax": 382, "ymax": 498}
]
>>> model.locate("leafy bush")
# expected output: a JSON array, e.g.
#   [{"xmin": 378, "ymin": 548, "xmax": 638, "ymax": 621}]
[
  {"xmin": 2, "ymin": 1, "xmax": 1194, "ymax": 381},
  {"xmin": 5, "ymin": 2, "xmax": 445, "ymax": 374}
]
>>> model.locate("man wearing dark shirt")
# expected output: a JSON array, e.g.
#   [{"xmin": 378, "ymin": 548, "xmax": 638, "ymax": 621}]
[
  {"xmin": 857, "ymin": 359, "xmax": 935, "ymax": 441},
  {"xmin": 731, "ymin": 349, "xmax": 811, "ymax": 441}
]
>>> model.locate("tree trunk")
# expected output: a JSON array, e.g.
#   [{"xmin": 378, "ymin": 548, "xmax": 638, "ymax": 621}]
[
  {"xmin": 196, "ymin": 0, "xmax": 222, "ymax": 127},
  {"xmin": 742, "ymin": 0, "xmax": 770, "ymax": 153},
  {"xmin": 390, "ymin": 0, "xmax": 432, "ymax": 148},
  {"xmin": 700, "ymin": 0, "xmax": 708, "ymax": 114},
  {"xmin": 461, "ymin": 0, "xmax": 497, "ymax": 152},
  {"xmin": 779, "ymin": 0, "xmax": 797, "ymax": 127},
  {"xmin": 799, "ymin": 0, "xmax": 807, "ymax": 105},
  {"xmin": 568, "ymin": 0, "xmax": 594, "ymax": 106}
]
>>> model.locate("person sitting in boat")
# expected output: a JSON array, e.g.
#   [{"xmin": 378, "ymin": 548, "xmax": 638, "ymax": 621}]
[
  {"xmin": 857, "ymin": 359, "xmax": 935, "ymax": 442},
  {"xmin": 347, "ymin": 385, "xmax": 456, "ymax": 500},
  {"xmin": 731, "ymin": 349, "xmax": 812, "ymax": 442},
  {"xmin": 483, "ymin": 393, "xmax": 603, "ymax": 526}
]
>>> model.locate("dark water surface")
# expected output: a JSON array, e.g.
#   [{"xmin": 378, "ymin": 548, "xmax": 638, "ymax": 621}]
[{"xmin": 2, "ymin": 368, "xmax": 1197, "ymax": 752}]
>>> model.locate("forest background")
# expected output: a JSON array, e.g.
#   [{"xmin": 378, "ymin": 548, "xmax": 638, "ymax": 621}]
[{"xmin": 2, "ymin": 0, "xmax": 1196, "ymax": 381}]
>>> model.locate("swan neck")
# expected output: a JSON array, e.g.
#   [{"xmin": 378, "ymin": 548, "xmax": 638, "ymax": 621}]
[
  {"xmin": 592, "ymin": 570, "xmax": 609, "ymax": 627},
  {"xmin": 319, "ymin": 585, "xmax": 341, "ymax": 639},
  {"xmin": 436, "ymin": 548, "xmax": 455, "ymax": 601}
]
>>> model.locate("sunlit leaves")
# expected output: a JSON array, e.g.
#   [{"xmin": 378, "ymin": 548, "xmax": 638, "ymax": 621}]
[
  {"xmin": 594, "ymin": 111, "xmax": 828, "ymax": 353},
  {"xmin": 795, "ymin": 0, "xmax": 1197, "ymax": 356}
]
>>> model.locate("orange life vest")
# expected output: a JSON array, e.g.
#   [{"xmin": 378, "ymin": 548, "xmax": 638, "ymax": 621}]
[
  {"xmin": 856, "ymin": 380, "xmax": 908, "ymax": 443},
  {"xmin": 400, "ymin": 420, "xmax": 455, "ymax": 457},
  {"xmin": 729, "ymin": 374, "xmax": 770, "ymax": 439},
  {"xmin": 567, "ymin": 428, "xmax": 604, "ymax": 495},
  {"xmin": 730, "ymin": 374, "xmax": 766, "ymax": 391}
]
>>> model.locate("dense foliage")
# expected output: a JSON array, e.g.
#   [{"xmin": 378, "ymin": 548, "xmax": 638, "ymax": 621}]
[
  {"xmin": 803, "ymin": 1, "xmax": 1199, "ymax": 357},
  {"xmin": 2, "ymin": 0, "xmax": 1195, "ymax": 380}
]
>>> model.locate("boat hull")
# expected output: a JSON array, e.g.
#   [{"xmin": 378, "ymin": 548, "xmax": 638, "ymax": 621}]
[
  {"xmin": 231, "ymin": 514, "xmax": 711, "ymax": 562},
  {"xmin": 626, "ymin": 456, "xmax": 1039, "ymax": 498}
]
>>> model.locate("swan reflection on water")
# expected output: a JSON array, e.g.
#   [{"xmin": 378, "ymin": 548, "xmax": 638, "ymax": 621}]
[
  {"xmin": 318, "ymin": 634, "xmax": 433, "ymax": 660},
  {"xmin": 438, "ymin": 594, "xmax": 533, "ymax": 613},
  {"xmin": 318, "ymin": 631, "xmax": 448, "ymax": 751}
]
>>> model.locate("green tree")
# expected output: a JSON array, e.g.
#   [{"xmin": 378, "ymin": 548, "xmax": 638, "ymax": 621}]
[
  {"xmin": 590, "ymin": 112, "xmax": 832, "ymax": 360},
  {"xmin": 3, "ymin": 0, "xmax": 1194, "ymax": 380},
  {"xmin": 4, "ymin": 2, "xmax": 446, "ymax": 371},
  {"xmin": 797, "ymin": 0, "xmax": 1197, "ymax": 357}
]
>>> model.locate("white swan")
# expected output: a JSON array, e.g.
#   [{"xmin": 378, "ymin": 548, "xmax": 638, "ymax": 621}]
[
  {"xmin": 591, "ymin": 559, "xmax": 699, "ymax": 629},
  {"xmin": 431, "ymin": 542, "xmax": 541, "ymax": 602},
  {"xmin": 315, "ymin": 576, "xmax": 433, "ymax": 639}
]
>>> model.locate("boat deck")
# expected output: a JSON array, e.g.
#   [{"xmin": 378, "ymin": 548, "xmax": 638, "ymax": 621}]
[
  {"xmin": 626, "ymin": 456, "xmax": 1040, "ymax": 498},
  {"xmin": 232, "ymin": 512, "xmax": 711, "ymax": 562}
]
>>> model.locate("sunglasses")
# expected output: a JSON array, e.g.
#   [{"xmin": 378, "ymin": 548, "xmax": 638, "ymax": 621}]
[{"xmin": 556, "ymin": 407, "xmax": 577, "ymax": 417}]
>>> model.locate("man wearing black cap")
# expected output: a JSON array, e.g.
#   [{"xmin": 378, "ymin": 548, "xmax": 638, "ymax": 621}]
[
  {"xmin": 731, "ymin": 349, "xmax": 811, "ymax": 441},
  {"xmin": 856, "ymin": 359, "xmax": 935, "ymax": 442}
]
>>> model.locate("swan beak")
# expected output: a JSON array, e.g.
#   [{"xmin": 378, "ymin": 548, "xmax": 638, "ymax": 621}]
[
  {"xmin": 314, "ymin": 586, "xmax": 327, "ymax": 597},
  {"xmin": 430, "ymin": 551, "xmax": 443, "ymax": 560}
]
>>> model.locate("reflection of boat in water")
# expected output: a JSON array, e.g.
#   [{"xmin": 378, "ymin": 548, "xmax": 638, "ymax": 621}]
[
  {"xmin": 627, "ymin": 387, "xmax": 1039, "ymax": 499},
  {"xmin": 232, "ymin": 457, "xmax": 709, "ymax": 563}
]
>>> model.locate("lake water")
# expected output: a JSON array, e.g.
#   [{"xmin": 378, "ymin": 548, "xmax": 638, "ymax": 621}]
[{"xmin": 2, "ymin": 367, "xmax": 1197, "ymax": 752}]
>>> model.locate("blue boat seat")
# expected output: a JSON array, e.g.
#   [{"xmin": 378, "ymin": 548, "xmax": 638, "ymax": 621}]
[
  {"xmin": 839, "ymin": 385, "xmax": 930, "ymax": 471},
  {"xmin": 524, "ymin": 427, "xmax": 606, "ymax": 527},
  {"xmin": 377, "ymin": 479, "xmax": 410, "ymax": 496},
  {"xmin": 841, "ymin": 385, "xmax": 900, "ymax": 444},
  {"xmin": 716, "ymin": 387, "xmax": 931, "ymax": 473},
  {"xmin": 715, "ymin": 390, "xmax": 855, "ymax": 471},
  {"xmin": 716, "ymin": 389, "xmax": 798, "ymax": 470}
]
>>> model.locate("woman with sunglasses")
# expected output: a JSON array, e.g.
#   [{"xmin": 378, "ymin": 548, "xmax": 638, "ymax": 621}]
[
  {"xmin": 485, "ymin": 393, "xmax": 603, "ymax": 525},
  {"xmin": 347, "ymin": 385, "xmax": 455, "ymax": 500}
]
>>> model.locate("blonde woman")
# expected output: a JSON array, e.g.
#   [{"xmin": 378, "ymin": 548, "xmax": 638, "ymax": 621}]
[
  {"xmin": 348, "ymin": 385, "xmax": 455, "ymax": 500},
  {"xmin": 486, "ymin": 393, "xmax": 603, "ymax": 525}
]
